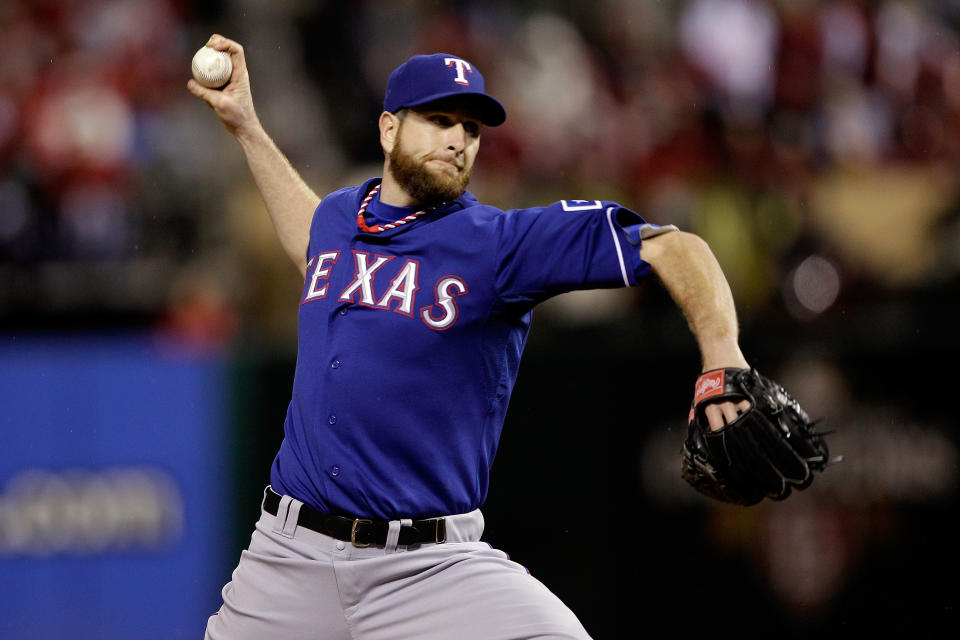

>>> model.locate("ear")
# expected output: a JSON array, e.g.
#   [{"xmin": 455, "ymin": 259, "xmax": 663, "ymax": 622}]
[{"xmin": 379, "ymin": 111, "xmax": 400, "ymax": 154}]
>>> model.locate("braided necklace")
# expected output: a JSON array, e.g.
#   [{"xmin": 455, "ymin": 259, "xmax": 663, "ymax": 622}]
[{"xmin": 356, "ymin": 183, "xmax": 436, "ymax": 233}]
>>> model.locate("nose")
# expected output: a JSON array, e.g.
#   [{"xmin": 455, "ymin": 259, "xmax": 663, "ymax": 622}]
[{"xmin": 444, "ymin": 123, "xmax": 467, "ymax": 153}]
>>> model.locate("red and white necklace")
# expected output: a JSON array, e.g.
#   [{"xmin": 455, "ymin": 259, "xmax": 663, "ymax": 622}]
[{"xmin": 356, "ymin": 183, "xmax": 435, "ymax": 233}]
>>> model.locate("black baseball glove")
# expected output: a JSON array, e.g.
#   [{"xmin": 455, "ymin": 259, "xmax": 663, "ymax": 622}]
[{"xmin": 680, "ymin": 368, "xmax": 830, "ymax": 506}]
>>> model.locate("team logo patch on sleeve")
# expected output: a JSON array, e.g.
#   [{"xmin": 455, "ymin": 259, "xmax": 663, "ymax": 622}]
[{"xmin": 560, "ymin": 200, "xmax": 603, "ymax": 211}]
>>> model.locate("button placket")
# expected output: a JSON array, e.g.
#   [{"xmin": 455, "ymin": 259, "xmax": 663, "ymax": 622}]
[{"xmin": 328, "ymin": 356, "xmax": 340, "ymax": 426}]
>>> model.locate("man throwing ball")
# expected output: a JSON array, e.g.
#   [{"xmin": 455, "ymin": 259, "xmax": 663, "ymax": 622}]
[{"xmin": 189, "ymin": 33, "xmax": 827, "ymax": 640}]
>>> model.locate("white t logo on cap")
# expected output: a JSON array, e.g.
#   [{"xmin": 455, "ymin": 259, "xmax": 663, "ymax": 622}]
[{"xmin": 444, "ymin": 57, "xmax": 473, "ymax": 86}]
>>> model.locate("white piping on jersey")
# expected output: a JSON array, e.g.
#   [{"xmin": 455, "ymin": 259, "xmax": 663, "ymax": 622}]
[{"xmin": 605, "ymin": 206, "xmax": 631, "ymax": 287}]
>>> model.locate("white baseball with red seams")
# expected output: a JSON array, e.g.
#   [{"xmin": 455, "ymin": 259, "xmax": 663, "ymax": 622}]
[{"xmin": 191, "ymin": 46, "xmax": 232, "ymax": 88}]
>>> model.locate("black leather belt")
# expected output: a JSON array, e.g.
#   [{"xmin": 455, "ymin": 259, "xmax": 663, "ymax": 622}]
[{"xmin": 263, "ymin": 488, "xmax": 446, "ymax": 547}]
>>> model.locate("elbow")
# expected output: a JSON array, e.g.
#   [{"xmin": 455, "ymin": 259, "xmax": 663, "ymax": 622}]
[{"xmin": 673, "ymin": 230, "xmax": 711, "ymax": 252}]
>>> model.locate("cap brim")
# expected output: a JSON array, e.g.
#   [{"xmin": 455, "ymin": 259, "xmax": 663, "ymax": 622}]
[{"xmin": 400, "ymin": 91, "xmax": 506, "ymax": 127}]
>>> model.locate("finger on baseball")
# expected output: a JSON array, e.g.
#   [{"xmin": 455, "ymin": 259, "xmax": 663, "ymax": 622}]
[{"xmin": 206, "ymin": 34, "xmax": 247, "ymax": 72}]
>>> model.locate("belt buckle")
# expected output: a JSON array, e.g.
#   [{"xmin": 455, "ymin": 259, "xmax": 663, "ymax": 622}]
[{"xmin": 350, "ymin": 518, "xmax": 373, "ymax": 547}]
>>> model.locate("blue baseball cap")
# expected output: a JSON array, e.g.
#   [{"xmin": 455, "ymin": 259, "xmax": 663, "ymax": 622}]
[{"xmin": 383, "ymin": 53, "xmax": 506, "ymax": 126}]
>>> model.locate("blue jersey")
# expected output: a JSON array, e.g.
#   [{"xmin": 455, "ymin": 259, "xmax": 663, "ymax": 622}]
[{"xmin": 270, "ymin": 178, "xmax": 669, "ymax": 520}]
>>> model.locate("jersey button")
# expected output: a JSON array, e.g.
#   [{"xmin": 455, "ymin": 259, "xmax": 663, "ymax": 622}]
[
  {"xmin": 330, "ymin": 466, "xmax": 340, "ymax": 477},
  {"xmin": 328, "ymin": 414, "xmax": 337, "ymax": 425},
  {"xmin": 339, "ymin": 309, "xmax": 348, "ymax": 316},
  {"xmin": 330, "ymin": 359, "xmax": 341, "ymax": 369}
]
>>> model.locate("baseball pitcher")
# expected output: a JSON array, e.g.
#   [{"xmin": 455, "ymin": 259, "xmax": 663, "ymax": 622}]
[{"xmin": 188, "ymin": 34, "xmax": 829, "ymax": 640}]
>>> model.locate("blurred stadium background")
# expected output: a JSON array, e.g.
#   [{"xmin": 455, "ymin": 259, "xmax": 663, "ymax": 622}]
[{"xmin": 1, "ymin": 0, "xmax": 958, "ymax": 638}]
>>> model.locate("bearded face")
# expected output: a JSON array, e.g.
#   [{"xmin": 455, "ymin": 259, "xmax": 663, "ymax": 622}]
[{"xmin": 387, "ymin": 116, "xmax": 475, "ymax": 208}]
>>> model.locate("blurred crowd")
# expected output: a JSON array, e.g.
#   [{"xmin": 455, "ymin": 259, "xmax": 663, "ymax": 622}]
[
  {"xmin": 2, "ymin": 0, "xmax": 960, "ymax": 343},
  {"xmin": 3, "ymin": 4, "xmax": 955, "ymax": 631}
]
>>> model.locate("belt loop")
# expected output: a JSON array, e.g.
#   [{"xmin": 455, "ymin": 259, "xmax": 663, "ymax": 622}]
[
  {"xmin": 435, "ymin": 518, "xmax": 446, "ymax": 544},
  {"xmin": 261, "ymin": 485, "xmax": 271, "ymax": 510},
  {"xmin": 384, "ymin": 519, "xmax": 402, "ymax": 554},
  {"xmin": 280, "ymin": 499, "xmax": 302, "ymax": 538},
  {"xmin": 271, "ymin": 495, "xmax": 293, "ymax": 536}
]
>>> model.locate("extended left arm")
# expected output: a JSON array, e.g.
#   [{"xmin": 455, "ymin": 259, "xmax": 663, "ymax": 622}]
[{"xmin": 640, "ymin": 230, "xmax": 750, "ymax": 428}]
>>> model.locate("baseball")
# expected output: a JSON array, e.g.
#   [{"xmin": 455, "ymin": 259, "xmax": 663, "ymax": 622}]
[{"xmin": 191, "ymin": 46, "xmax": 232, "ymax": 88}]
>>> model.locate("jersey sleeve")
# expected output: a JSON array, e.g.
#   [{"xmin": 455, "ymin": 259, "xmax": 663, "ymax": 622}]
[
  {"xmin": 494, "ymin": 200, "xmax": 677, "ymax": 305},
  {"xmin": 306, "ymin": 184, "xmax": 358, "ymax": 265}
]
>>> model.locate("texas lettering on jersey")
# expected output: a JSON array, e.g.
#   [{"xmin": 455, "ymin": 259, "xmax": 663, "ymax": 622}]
[
  {"xmin": 302, "ymin": 249, "xmax": 467, "ymax": 330},
  {"xmin": 271, "ymin": 178, "xmax": 671, "ymax": 520}
]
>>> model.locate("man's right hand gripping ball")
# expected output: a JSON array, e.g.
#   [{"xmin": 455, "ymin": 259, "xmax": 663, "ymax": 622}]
[{"xmin": 681, "ymin": 368, "xmax": 831, "ymax": 506}]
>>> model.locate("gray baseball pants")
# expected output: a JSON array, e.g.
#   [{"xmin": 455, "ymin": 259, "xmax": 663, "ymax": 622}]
[{"xmin": 204, "ymin": 488, "xmax": 591, "ymax": 640}]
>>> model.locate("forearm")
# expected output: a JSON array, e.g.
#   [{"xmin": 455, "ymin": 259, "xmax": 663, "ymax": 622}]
[
  {"xmin": 187, "ymin": 34, "xmax": 318, "ymax": 277},
  {"xmin": 640, "ymin": 231, "xmax": 748, "ymax": 371},
  {"xmin": 236, "ymin": 124, "xmax": 320, "ymax": 276}
]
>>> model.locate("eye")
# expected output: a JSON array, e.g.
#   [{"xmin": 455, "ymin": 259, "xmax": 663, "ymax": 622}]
[
  {"xmin": 463, "ymin": 121, "xmax": 482, "ymax": 137},
  {"xmin": 429, "ymin": 115, "xmax": 454, "ymax": 127}
]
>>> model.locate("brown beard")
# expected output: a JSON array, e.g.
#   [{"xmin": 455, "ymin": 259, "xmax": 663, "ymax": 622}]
[{"xmin": 388, "ymin": 128, "xmax": 472, "ymax": 208}]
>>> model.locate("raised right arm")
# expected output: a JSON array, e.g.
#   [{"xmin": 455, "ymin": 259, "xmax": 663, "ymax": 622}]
[{"xmin": 187, "ymin": 34, "xmax": 319, "ymax": 277}]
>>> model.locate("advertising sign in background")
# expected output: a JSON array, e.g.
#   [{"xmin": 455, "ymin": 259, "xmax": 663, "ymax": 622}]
[{"xmin": 0, "ymin": 334, "xmax": 231, "ymax": 640}]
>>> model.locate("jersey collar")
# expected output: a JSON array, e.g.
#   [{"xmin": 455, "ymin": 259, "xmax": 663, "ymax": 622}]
[{"xmin": 353, "ymin": 178, "xmax": 475, "ymax": 238}]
